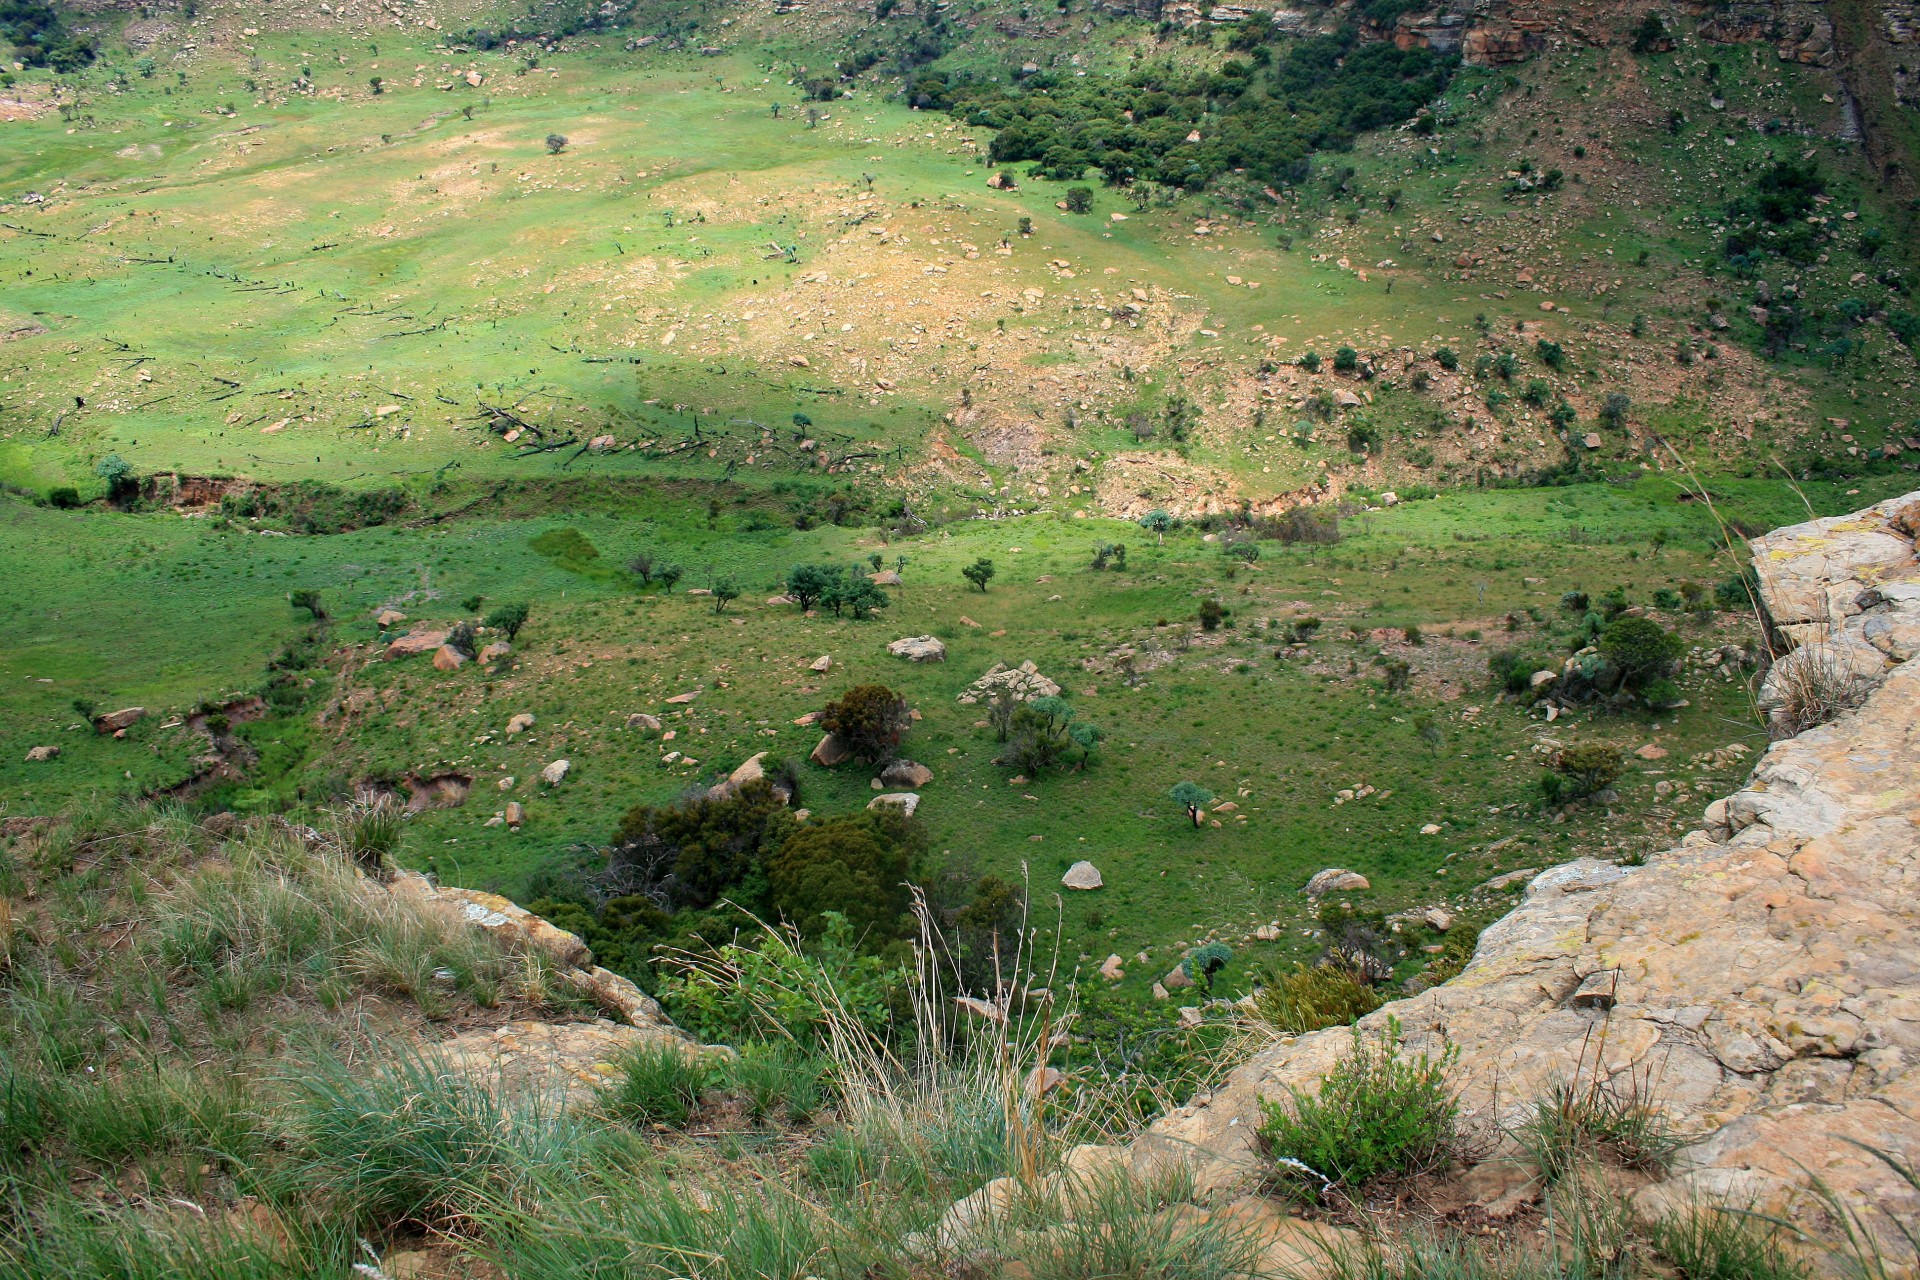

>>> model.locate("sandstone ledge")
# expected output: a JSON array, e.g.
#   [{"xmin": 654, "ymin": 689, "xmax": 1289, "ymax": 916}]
[{"xmin": 1123, "ymin": 490, "xmax": 1920, "ymax": 1255}]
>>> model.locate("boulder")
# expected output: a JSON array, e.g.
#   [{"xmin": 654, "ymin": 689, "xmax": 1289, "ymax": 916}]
[
  {"xmin": 1529, "ymin": 669, "xmax": 1559, "ymax": 689},
  {"xmin": 1253, "ymin": 924, "xmax": 1281, "ymax": 941},
  {"xmin": 1151, "ymin": 982, "xmax": 1170, "ymax": 1000},
  {"xmin": 93, "ymin": 707, "xmax": 146, "ymax": 734},
  {"xmin": 432, "ymin": 645, "xmax": 467, "ymax": 671},
  {"xmin": 1423, "ymin": 907, "xmax": 1455, "ymax": 932},
  {"xmin": 870, "ymin": 570, "xmax": 904, "ymax": 586},
  {"xmin": 385, "ymin": 627, "xmax": 448, "ymax": 660},
  {"xmin": 479, "ymin": 642, "xmax": 512, "ymax": 662},
  {"xmin": 1062, "ymin": 860, "xmax": 1104, "ymax": 890},
  {"xmin": 665, "ymin": 690, "xmax": 702, "ymax": 705},
  {"xmin": 1162, "ymin": 965, "xmax": 1193, "ymax": 990},
  {"xmin": 888, "ymin": 635, "xmax": 947, "ymax": 662},
  {"xmin": 376, "ymin": 608, "xmax": 407, "ymax": 628},
  {"xmin": 506, "ymin": 713, "xmax": 536, "ymax": 736},
  {"xmin": 867, "ymin": 792, "xmax": 921, "ymax": 818},
  {"xmin": 810, "ymin": 655, "xmax": 832, "ymax": 672},
  {"xmin": 1100, "ymin": 955, "xmax": 1125, "ymax": 981},
  {"xmin": 879, "ymin": 759, "xmax": 933, "ymax": 788},
  {"xmin": 1303, "ymin": 868, "xmax": 1370, "ymax": 896},
  {"xmin": 1420, "ymin": 822, "xmax": 1443, "ymax": 835},
  {"xmin": 540, "ymin": 759, "xmax": 570, "ymax": 786},
  {"xmin": 504, "ymin": 801, "xmax": 526, "ymax": 827},
  {"xmin": 25, "ymin": 745, "xmax": 59, "ymax": 762},
  {"xmin": 625, "ymin": 712, "xmax": 663, "ymax": 733},
  {"xmin": 810, "ymin": 733, "xmax": 852, "ymax": 767}
]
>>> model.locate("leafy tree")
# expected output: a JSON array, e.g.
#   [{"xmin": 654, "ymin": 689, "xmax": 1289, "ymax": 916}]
[
  {"xmin": 833, "ymin": 568, "xmax": 890, "ymax": 619},
  {"xmin": 786, "ymin": 563, "xmax": 837, "ymax": 612},
  {"xmin": 1542, "ymin": 744, "xmax": 1623, "ymax": 803},
  {"xmin": 1067, "ymin": 721, "xmax": 1104, "ymax": 768},
  {"xmin": 627, "ymin": 553, "xmax": 655, "ymax": 585},
  {"xmin": 657, "ymin": 564, "xmax": 684, "ymax": 593},
  {"xmin": 766, "ymin": 811, "xmax": 917, "ymax": 943},
  {"xmin": 289, "ymin": 589, "xmax": 327, "ymax": 621},
  {"xmin": 545, "ymin": 133, "xmax": 569, "ymax": 154},
  {"xmin": 1598, "ymin": 615, "xmax": 1682, "ymax": 689},
  {"xmin": 821, "ymin": 684, "xmax": 911, "ymax": 763},
  {"xmin": 95, "ymin": 454, "xmax": 137, "ymax": 502},
  {"xmin": 1599, "ymin": 393, "xmax": 1631, "ymax": 428},
  {"xmin": 485, "ymin": 602, "xmax": 529, "ymax": 642},
  {"xmin": 1171, "ymin": 781, "xmax": 1214, "ymax": 828},
  {"xmin": 711, "ymin": 576, "xmax": 741, "ymax": 614},
  {"xmin": 1139, "ymin": 509, "xmax": 1173, "ymax": 544},
  {"xmin": 961, "ymin": 557, "xmax": 996, "ymax": 592},
  {"xmin": 1064, "ymin": 186, "xmax": 1093, "ymax": 213}
]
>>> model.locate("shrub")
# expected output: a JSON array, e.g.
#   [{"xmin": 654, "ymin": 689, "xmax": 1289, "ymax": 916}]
[
  {"xmin": 602, "ymin": 1041, "xmax": 709, "ymax": 1129},
  {"xmin": 610, "ymin": 778, "xmax": 797, "ymax": 909},
  {"xmin": 445, "ymin": 619, "xmax": 478, "ymax": 658},
  {"xmin": 1182, "ymin": 941, "xmax": 1232, "ymax": 992},
  {"xmin": 722, "ymin": 1041, "xmax": 827, "ymax": 1125},
  {"xmin": 1535, "ymin": 338, "xmax": 1567, "ymax": 370},
  {"xmin": 1714, "ymin": 569, "xmax": 1757, "ymax": 610},
  {"xmin": 1298, "ymin": 350, "xmax": 1323, "ymax": 373},
  {"xmin": 1598, "ymin": 615, "xmax": 1682, "ymax": 689},
  {"xmin": 1652, "ymin": 588, "xmax": 1681, "ymax": 610},
  {"xmin": 1197, "ymin": 599, "xmax": 1227, "ymax": 631},
  {"xmin": 766, "ymin": 810, "xmax": 915, "ymax": 942},
  {"xmin": 1600, "ymin": 392, "xmax": 1631, "ymax": 427},
  {"xmin": 1561, "ymin": 590, "xmax": 1589, "ymax": 612},
  {"xmin": 1139, "ymin": 509, "xmax": 1174, "ymax": 543},
  {"xmin": 1252, "ymin": 963, "xmax": 1382, "ymax": 1035},
  {"xmin": 821, "ymin": 684, "xmax": 911, "ymax": 763},
  {"xmin": 1333, "ymin": 346, "xmax": 1359, "ymax": 373},
  {"xmin": 1433, "ymin": 346, "xmax": 1458, "ymax": 370},
  {"xmin": 1063, "ymin": 185, "xmax": 1093, "ymax": 213},
  {"xmin": 1256, "ymin": 1018, "xmax": 1459, "ymax": 1200},
  {"xmin": 544, "ymin": 132, "xmax": 568, "ymax": 153},
  {"xmin": 1543, "ymin": 744, "xmax": 1623, "ymax": 803},
  {"xmin": 288, "ymin": 588, "xmax": 327, "ymax": 620},
  {"xmin": 46, "ymin": 486, "xmax": 80, "ymax": 509}
]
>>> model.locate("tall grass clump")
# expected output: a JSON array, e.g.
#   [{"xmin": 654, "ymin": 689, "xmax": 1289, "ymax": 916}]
[
  {"xmin": 1650, "ymin": 1206, "xmax": 1810, "ymax": 1280},
  {"xmin": 2, "ymin": 1193, "xmax": 357, "ymax": 1280},
  {"xmin": 1255, "ymin": 1017, "xmax": 1459, "ymax": 1201},
  {"xmin": 981, "ymin": 1163, "xmax": 1267, "ymax": 1280},
  {"xmin": 276, "ymin": 1048, "xmax": 575, "ymax": 1231},
  {"xmin": 1250, "ymin": 962, "xmax": 1382, "ymax": 1036},
  {"xmin": 1515, "ymin": 1023, "xmax": 1682, "ymax": 1183},
  {"xmin": 601, "ymin": 1040, "xmax": 711, "ymax": 1129}
]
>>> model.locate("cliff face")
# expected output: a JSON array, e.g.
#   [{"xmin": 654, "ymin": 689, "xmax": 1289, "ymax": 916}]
[{"xmin": 1123, "ymin": 490, "xmax": 1920, "ymax": 1256}]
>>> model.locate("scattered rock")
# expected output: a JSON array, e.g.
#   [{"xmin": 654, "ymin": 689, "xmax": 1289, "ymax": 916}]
[
  {"xmin": 1151, "ymin": 982, "xmax": 1170, "ymax": 1000},
  {"xmin": 665, "ymin": 690, "xmax": 702, "ymax": 705},
  {"xmin": 506, "ymin": 713, "xmax": 536, "ymax": 736},
  {"xmin": 810, "ymin": 733, "xmax": 852, "ymax": 767},
  {"xmin": 479, "ymin": 642, "xmax": 512, "ymax": 662},
  {"xmin": 870, "ymin": 570, "xmax": 903, "ymax": 586},
  {"xmin": 1162, "ymin": 965, "xmax": 1193, "ymax": 990},
  {"xmin": 1304, "ymin": 868, "xmax": 1370, "ymax": 896},
  {"xmin": 1253, "ymin": 924, "xmax": 1281, "ymax": 941},
  {"xmin": 888, "ymin": 635, "xmax": 947, "ymax": 662},
  {"xmin": 810, "ymin": 655, "xmax": 832, "ymax": 672},
  {"xmin": 1420, "ymin": 822, "xmax": 1443, "ymax": 835},
  {"xmin": 376, "ymin": 609, "xmax": 407, "ymax": 628},
  {"xmin": 867, "ymin": 792, "xmax": 921, "ymax": 818},
  {"xmin": 1635, "ymin": 744, "xmax": 1668, "ymax": 761},
  {"xmin": 1423, "ymin": 907, "xmax": 1455, "ymax": 932},
  {"xmin": 93, "ymin": 707, "xmax": 146, "ymax": 734},
  {"xmin": 1482, "ymin": 868, "xmax": 1539, "ymax": 890},
  {"xmin": 877, "ymin": 759, "xmax": 933, "ymax": 789},
  {"xmin": 25, "ymin": 745, "xmax": 59, "ymax": 762},
  {"xmin": 431, "ymin": 645, "xmax": 467, "ymax": 671},
  {"xmin": 956, "ymin": 660, "xmax": 1061, "ymax": 705},
  {"xmin": 1062, "ymin": 860, "xmax": 1104, "ymax": 890},
  {"xmin": 1100, "ymin": 955, "xmax": 1125, "ymax": 981},
  {"xmin": 504, "ymin": 801, "xmax": 526, "ymax": 827},
  {"xmin": 625, "ymin": 712, "xmax": 663, "ymax": 733},
  {"xmin": 1529, "ymin": 669, "xmax": 1559, "ymax": 689},
  {"xmin": 540, "ymin": 759, "xmax": 570, "ymax": 786},
  {"xmin": 385, "ymin": 627, "xmax": 448, "ymax": 660}
]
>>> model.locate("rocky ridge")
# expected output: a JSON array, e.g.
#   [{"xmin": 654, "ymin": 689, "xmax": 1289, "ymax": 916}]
[{"xmin": 1090, "ymin": 489, "xmax": 1920, "ymax": 1262}]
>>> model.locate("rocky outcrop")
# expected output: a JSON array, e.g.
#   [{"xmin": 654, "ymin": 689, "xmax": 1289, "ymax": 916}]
[{"xmin": 1113, "ymin": 490, "xmax": 1920, "ymax": 1260}]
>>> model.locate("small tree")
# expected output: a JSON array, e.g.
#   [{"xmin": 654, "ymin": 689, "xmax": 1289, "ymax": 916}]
[
  {"xmin": 1599, "ymin": 393, "xmax": 1631, "ymax": 428},
  {"xmin": 821, "ymin": 685, "xmax": 911, "ymax": 763},
  {"xmin": 1067, "ymin": 721, "xmax": 1104, "ymax": 769},
  {"xmin": 837, "ymin": 572, "xmax": 889, "ymax": 620},
  {"xmin": 786, "ymin": 563, "xmax": 836, "ymax": 612},
  {"xmin": 289, "ymin": 589, "xmax": 327, "ymax": 621},
  {"xmin": 445, "ymin": 620, "xmax": 478, "ymax": 658},
  {"xmin": 368, "ymin": 76, "xmax": 383, "ymax": 94},
  {"xmin": 545, "ymin": 132, "xmax": 569, "ymax": 154},
  {"xmin": 1171, "ymin": 781, "xmax": 1213, "ymax": 828},
  {"xmin": 95, "ymin": 454, "xmax": 137, "ymax": 502},
  {"xmin": 1139, "ymin": 509, "xmax": 1172, "ymax": 545},
  {"xmin": 1064, "ymin": 186, "xmax": 1093, "ymax": 214},
  {"xmin": 627, "ymin": 553, "xmax": 655, "ymax": 585},
  {"xmin": 485, "ymin": 602, "xmax": 529, "ymax": 642},
  {"xmin": 657, "ymin": 564, "xmax": 684, "ymax": 593},
  {"xmin": 712, "ymin": 576, "xmax": 741, "ymax": 613},
  {"xmin": 1544, "ymin": 744, "xmax": 1623, "ymax": 803},
  {"xmin": 962, "ymin": 557, "xmax": 996, "ymax": 592},
  {"xmin": 1183, "ymin": 941, "xmax": 1232, "ymax": 993},
  {"xmin": 1198, "ymin": 599, "xmax": 1227, "ymax": 632}
]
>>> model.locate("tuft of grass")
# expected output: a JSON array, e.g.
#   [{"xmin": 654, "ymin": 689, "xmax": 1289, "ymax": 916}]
[
  {"xmin": 278, "ymin": 1048, "xmax": 575, "ymax": 1231},
  {"xmin": 1256, "ymin": 1016, "xmax": 1459, "ymax": 1201},
  {"xmin": 724, "ymin": 1040, "xmax": 828, "ymax": 1126},
  {"xmin": 4, "ymin": 1191, "xmax": 357, "ymax": 1280},
  {"xmin": 1650, "ymin": 1206, "xmax": 1810, "ymax": 1280},
  {"xmin": 1517, "ymin": 1075, "xmax": 1683, "ymax": 1184},
  {"xmin": 1250, "ymin": 962, "xmax": 1383, "ymax": 1036},
  {"xmin": 601, "ymin": 1040, "xmax": 712, "ymax": 1130},
  {"xmin": 337, "ymin": 798, "xmax": 406, "ymax": 879},
  {"xmin": 984, "ymin": 1164, "xmax": 1268, "ymax": 1280}
]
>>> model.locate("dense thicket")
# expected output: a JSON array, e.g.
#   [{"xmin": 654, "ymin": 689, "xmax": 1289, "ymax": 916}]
[
  {"xmin": 0, "ymin": 0, "xmax": 94, "ymax": 70},
  {"xmin": 909, "ymin": 26, "xmax": 1453, "ymax": 191}
]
